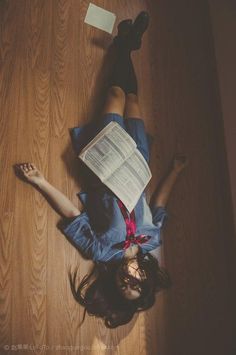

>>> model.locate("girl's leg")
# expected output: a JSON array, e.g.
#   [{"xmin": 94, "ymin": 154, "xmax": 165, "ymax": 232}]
[
  {"xmin": 102, "ymin": 46, "xmax": 138, "ymax": 117},
  {"xmin": 14, "ymin": 163, "xmax": 81, "ymax": 219},
  {"xmin": 122, "ymin": 12, "xmax": 150, "ymax": 119},
  {"xmin": 101, "ymin": 43, "xmax": 133, "ymax": 116},
  {"xmin": 124, "ymin": 93, "xmax": 142, "ymax": 119},
  {"xmin": 122, "ymin": 38, "xmax": 140, "ymax": 118},
  {"xmin": 101, "ymin": 21, "xmax": 136, "ymax": 116},
  {"xmin": 101, "ymin": 85, "xmax": 125, "ymax": 116},
  {"xmin": 102, "ymin": 11, "xmax": 149, "ymax": 117},
  {"xmin": 121, "ymin": 52, "xmax": 149, "ymax": 162}
]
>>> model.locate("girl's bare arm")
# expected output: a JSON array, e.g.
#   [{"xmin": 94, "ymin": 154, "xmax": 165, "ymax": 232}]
[
  {"xmin": 151, "ymin": 155, "xmax": 188, "ymax": 208},
  {"xmin": 37, "ymin": 179, "xmax": 81, "ymax": 218},
  {"xmin": 15, "ymin": 163, "xmax": 81, "ymax": 219}
]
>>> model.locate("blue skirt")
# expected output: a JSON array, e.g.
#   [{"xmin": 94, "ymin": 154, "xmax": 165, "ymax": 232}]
[{"xmin": 70, "ymin": 113, "xmax": 151, "ymax": 163}]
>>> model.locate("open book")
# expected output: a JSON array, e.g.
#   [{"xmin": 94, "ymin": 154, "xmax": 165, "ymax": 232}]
[{"xmin": 79, "ymin": 122, "xmax": 152, "ymax": 212}]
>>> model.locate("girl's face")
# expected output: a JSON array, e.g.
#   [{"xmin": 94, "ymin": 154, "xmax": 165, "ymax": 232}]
[{"xmin": 116, "ymin": 258, "xmax": 145, "ymax": 300}]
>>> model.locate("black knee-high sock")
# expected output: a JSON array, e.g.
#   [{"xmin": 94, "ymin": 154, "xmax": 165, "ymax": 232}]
[
  {"xmin": 126, "ymin": 55, "xmax": 138, "ymax": 95},
  {"xmin": 110, "ymin": 47, "xmax": 138, "ymax": 95}
]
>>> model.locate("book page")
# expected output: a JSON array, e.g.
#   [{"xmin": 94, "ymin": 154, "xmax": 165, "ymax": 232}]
[
  {"xmin": 104, "ymin": 150, "xmax": 152, "ymax": 212},
  {"xmin": 79, "ymin": 122, "xmax": 136, "ymax": 181}
]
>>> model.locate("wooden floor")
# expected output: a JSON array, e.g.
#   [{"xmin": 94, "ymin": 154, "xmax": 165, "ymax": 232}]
[{"xmin": 1, "ymin": 1, "xmax": 236, "ymax": 354}]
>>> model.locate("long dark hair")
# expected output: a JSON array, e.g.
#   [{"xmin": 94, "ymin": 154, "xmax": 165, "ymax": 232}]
[{"xmin": 68, "ymin": 251, "xmax": 171, "ymax": 328}]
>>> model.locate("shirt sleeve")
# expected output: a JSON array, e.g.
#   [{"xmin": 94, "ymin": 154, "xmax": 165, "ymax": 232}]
[
  {"xmin": 141, "ymin": 206, "xmax": 168, "ymax": 256},
  {"xmin": 59, "ymin": 212, "xmax": 109, "ymax": 262},
  {"xmin": 151, "ymin": 205, "xmax": 168, "ymax": 229}
]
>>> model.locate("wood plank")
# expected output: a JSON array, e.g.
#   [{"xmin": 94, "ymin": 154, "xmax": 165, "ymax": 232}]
[{"xmin": 0, "ymin": 0, "xmax": 235, "ymax": 354}]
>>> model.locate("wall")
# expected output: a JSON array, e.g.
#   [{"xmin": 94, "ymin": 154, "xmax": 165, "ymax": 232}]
[{"xmin": 208, "ymin": 0, "xmax": 236, "ymax": 232}]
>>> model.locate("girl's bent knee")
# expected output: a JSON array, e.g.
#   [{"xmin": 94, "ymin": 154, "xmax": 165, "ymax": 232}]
[
  {"xmin": 108, "ymin": 86, "xmax": 125, "ymax": 99},
  {"xmin": 126, "ymin": 93, "xmax": 139, "ymax": 103}
]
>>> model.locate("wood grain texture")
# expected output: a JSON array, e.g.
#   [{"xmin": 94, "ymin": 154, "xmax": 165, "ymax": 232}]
[{"xmin": 0, "ymin": 0, "xmax": 236, "ymax": 354}]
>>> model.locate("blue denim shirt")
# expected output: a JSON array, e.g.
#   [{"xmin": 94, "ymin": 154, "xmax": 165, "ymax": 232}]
[{"xmin": 61, "ymin": 185, "xmax": 168, "ymax": 263}]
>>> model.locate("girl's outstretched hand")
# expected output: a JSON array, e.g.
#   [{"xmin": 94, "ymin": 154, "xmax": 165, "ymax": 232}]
[
  {"xmin": 173, "ymin": 155, "xmax": 188, "ymax": 173},
  {"xmin": 14, "ymin": 163, "xmax": 46, "ymax": 186}
]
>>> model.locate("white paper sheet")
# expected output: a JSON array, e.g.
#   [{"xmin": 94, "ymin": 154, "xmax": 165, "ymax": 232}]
[{"xmin": 84, "ymin": 3, "xmax": 116, "ymax": 34}]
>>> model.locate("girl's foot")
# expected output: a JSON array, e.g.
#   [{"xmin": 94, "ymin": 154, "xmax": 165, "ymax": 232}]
[
  {"xmin": 14, "ymin": 163, "xmax": 45, "ymax": 186},
  {"xmin": 130, "ymin": 11, "xmax": 150, "ymax": 50},
  {"xmin": 117, "ymin": 19, "xmax": 133, "ymax": 36},
  {"xmin": 113, "ymin": 19, "xmax": 133, "ymax": 48},
  {"xmin": 133, "ymin": 12, "xmax": 150, "ymax": 37},
  {"xmin": 113, "ymin": 12, "xmax": 150, "ymax": 51}
]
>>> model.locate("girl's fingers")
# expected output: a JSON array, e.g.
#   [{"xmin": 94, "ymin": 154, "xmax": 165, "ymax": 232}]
[
  {"xmin": 175, "ymin": 155, "xmax": 188, "ymax": 164},
  {"xmin": 14, "ymin": 163, "xmax": 30, "ymax": 174}
]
